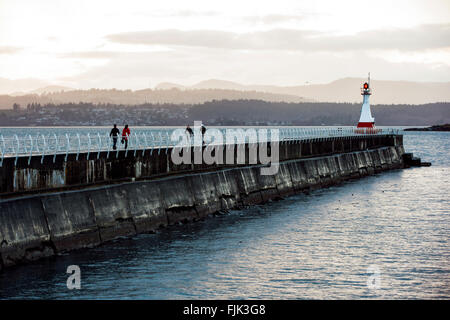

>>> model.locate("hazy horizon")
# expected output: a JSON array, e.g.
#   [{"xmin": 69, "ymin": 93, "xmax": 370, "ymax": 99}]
[
  {"xmin": 1, "ymin": 0, "xmax": 450, "ymax": 91},
  {"xmin": 2, "ymin": 77, "xmax": 450, "ymax": 105},
  {"xmin": 0, "ymin": 75, "xmax": 450, "ymax": 95}
]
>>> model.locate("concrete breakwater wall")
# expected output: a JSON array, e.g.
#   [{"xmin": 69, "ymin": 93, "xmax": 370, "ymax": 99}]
[
  {"xmin": 0, "ymin": 143, "xmax": 405, "ymax": 271},
  {"xmin": 0, "ymin": 135, "xmax": 402, "ymax": 195}
]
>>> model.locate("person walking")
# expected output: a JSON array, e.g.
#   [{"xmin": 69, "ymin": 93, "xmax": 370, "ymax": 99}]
[
  {"xmin": 185, "ymin": 125, "xmax": 193, "ymax": 144},
  {"xmin": 110, "ymin": 124, "xmax": 120, "ymax": 150},
  {"xmin": 201, "ymin": 124, "xmax": 206, "ymax": 145},
  {"xmin": 121, "ymin": 124, "xmax": 130, "ymax": 149},
  {"xmin": 186, "ymin": 125, "xmax": 194, "ymax": 136}
]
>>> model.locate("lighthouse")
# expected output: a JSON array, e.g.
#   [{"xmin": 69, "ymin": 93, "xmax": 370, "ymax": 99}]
[{"xmin": 357, "ymin": 74, "xmax": 375, "ymax": 128}]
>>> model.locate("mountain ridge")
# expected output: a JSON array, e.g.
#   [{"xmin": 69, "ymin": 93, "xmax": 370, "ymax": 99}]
[
  {"xmin": 1, "ymin": 77, "xmax": 449, "ymax": 105},
  {"xmin": 155, "ymin": 78, "xmax": 450, "ymax": 104}
]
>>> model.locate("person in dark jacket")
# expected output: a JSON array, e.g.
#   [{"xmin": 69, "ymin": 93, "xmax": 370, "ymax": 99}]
[
  {"xmin": 110, "ymin": 124, "xmax": 120, "ymax": 150},
  {"xmin": 185, "ymin": 125, "xmax": 193, "ymax": 143},
  {"xmin": 122, "ymin": 124, "xmax": 130, "ymax": 149},
  {"xmin": 201, "ymin": 124, "xmax": 206, "ymax": 145}
]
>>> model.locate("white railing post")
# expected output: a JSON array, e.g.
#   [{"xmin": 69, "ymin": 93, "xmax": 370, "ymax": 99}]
[
  {"xmin": 65, "ymin": 134, "xmax": 70, "ymax": 162},
  {"xmin": 150, "ymin": 132, "xmax": 155, "ymax": 155},
  {"xmin": 76, "ymin": 133, "xmax": 81, "ymax": 160},
  {"xmin": 53, "ymin": 133, "xmax": 58, "ymax": 163},
  {"xmin": 97, "ymin": 133, "xmax": 102, "ymax": 159},
  {"xmin": 165, "ymin": 131, "xmax": 170, "ymax": 153},
  {"xmin": 143, "ymin": 133, "xmax": 148, "ymax": 156},
  {"xmin": 106, "ymin": 133, "xmax": 111, "ymax": 159},
  {"xmin": 14, "ymin": 134, "xmax": 19, "ymax": 166},
  {"xmin": 87, "ymin": 133, "xmax": 92, "ymax": 160},
  {"xmin": 0, "ymin": 135, "xmax": 5, "ymax": 167},
  {"xmin": 28, "ymin": 134, "xmax": 33, "ymax": 165},
  {"xmin": 41, "ymin": 134, "xmax": 47, "ymax": 164},
  {"xmin": 133, "ymin": 132, "xmax": 138, "ymax": 157}
]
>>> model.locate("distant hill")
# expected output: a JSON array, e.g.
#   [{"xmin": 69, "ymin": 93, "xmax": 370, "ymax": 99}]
[
  {"xmin": 0, "ymin": 88, "xmax": 308, "ymax": 109},
  {"xmin": 155, "ymin": 79, "xmax": 246, "ymax": 90},
  {"xmin": 267, "ymin": 78, "xmax": 450, "ymax": 105},
  {"xmin": 155, "ymin": 82, "xmax": 186, "ymax": 90},
  {"xmin": 0, "ymin": 77, "xmax": 50, "ymax": 95},
  {"xmin": 156, "ymin": 78, "xmax": 450, "ymax": 105},
  {"xmin": 191, "ymin": 79, "xmax": 247, "ymax": 91},
  {"xmin": 30, "ymin": 85, "xmax": 74, "ymax": 95},
  {"xmin": 1, "ymin": 77, "xmax": 449, "ymax": 107}
]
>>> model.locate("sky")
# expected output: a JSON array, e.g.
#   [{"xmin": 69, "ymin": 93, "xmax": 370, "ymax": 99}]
[{"xmin": 0, "ymin": 0, "xmax": 449, "ymax": 90}]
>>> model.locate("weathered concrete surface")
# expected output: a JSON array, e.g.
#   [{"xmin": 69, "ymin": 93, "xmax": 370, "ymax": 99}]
[
  {"xmin": 0, "ymin": 144, "xmax": 405, "ymax": 271},
  {"xmin": 41, "ymin": 192, "xmax": 100, "ymax": 252},
  {"xmin": 124, "ymin": 182, "xmax": 167, "ymax": 234},
  {"xmin": 0, "ymin": 197, "xmax": 53, "ymax": 268},
  {"xmin": 159, "ymin": 178, "xmax": 198, "ymax": 225}
]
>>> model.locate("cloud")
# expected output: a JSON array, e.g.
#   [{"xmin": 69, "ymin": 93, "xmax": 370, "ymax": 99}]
[
  {"xmin": 0, "ymin": 46, "xmax": 22, "ymax": 54},
  {"xmin": 242, "ymin": 14, "xmax": 306, "ymax": 25},
  {"xmin": 59, "ymin": 47, "xmax": 450, "ymax": 91},
  {"xmin": 106, "ymin": 24, "xmax": 450, "ymax": 52},
  {"xmin": 106, "ymin": 29, "xmax": 315, "ymax": 50},
  {"xmin": 58, "ymin": 51, "xmax": 121, "ymax": 59},
  {"xmin": 169, "ymin": 10, "xmax": 220, "ymax": 17},
  {"xmin": 131, "ymin": 9, "xmax": 220, "ymax": 18},
  {"xmin": 334, "ymin": 24, "xmax": 450, "ymax": 51}
]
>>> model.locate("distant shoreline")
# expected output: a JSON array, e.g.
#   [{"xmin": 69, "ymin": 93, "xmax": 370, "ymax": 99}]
[{"xmin": 404, "ymin": 124, "xmax": 450, "ymax": 131}]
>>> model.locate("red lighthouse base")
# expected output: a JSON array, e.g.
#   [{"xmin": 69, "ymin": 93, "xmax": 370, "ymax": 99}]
[
  {"xmin": 357, "ymin": 122, "xmax": 375, "ymax": 128},
  {"xmin": 355, "ymin": 122, "xmax": 381, "ymax": 134}
]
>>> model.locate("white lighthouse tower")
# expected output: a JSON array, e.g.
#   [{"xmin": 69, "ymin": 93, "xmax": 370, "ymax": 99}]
[{"xmin": 357, "ymin": 73, "xmax": 375, "ymax": 128}]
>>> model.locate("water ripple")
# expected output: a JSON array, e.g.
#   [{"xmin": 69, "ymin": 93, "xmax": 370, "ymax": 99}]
[{"xmin": 0, "ymin": 132, "xmax": 449, "ymax": 299}]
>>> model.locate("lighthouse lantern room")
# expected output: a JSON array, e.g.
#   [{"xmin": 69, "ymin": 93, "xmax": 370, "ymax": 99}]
[{"xmin": 357, "ymin": 74, "xmax": 375, "ymax": 128}]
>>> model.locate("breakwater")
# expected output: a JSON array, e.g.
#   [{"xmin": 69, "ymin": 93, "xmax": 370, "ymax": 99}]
[{"xmin": 0, "ymin": 134, "xmax": 405, "ymax": 271}]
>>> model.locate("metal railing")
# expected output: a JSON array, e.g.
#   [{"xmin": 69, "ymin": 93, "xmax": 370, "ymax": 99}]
[{"xmin": 0, "ymin": 127, "xmax": 400, "ymax": 166}]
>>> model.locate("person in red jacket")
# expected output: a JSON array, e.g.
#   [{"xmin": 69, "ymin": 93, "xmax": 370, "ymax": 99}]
[{"xmin": 121, "ymin": 124, "xmax": 130, "ymax": 149}]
